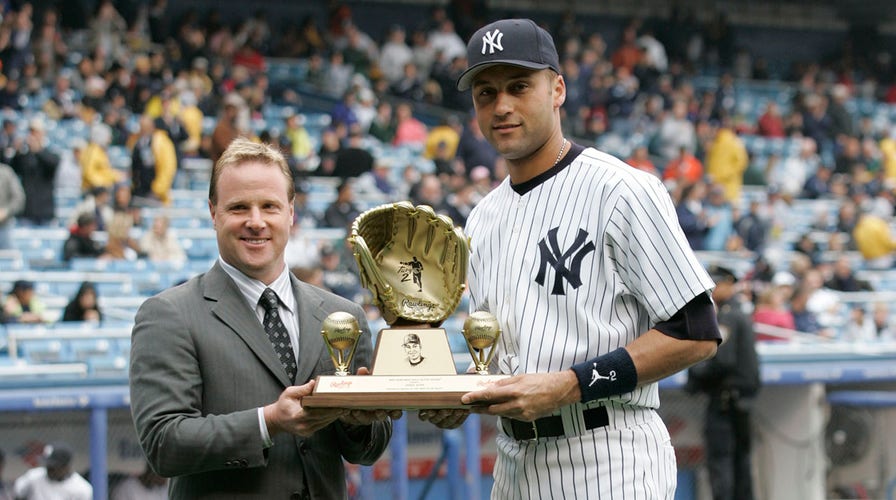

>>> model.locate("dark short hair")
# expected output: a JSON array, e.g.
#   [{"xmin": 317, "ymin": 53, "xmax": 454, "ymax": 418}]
[{"xmin": 76, "ymin": 212, "xmax": 97, "ymax": 228}]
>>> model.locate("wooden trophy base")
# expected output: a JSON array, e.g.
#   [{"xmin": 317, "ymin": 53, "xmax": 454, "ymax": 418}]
[
  {"xmin": 302, "ymin": 373, "xmax": 509, "ymax": 409},
  {"xmin": 302, "ymin": 327, "xmax": 507, "ymax": 409}
]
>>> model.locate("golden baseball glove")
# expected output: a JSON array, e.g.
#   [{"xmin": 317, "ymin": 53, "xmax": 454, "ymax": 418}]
[{"xmin": 350, "ymin": 201, "xmax": 468, "ymax": 326}]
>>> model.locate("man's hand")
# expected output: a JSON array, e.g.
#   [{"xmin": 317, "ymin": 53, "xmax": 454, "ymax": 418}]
[
  {"xmin": 417, "ymin": 409, "xmax": 469, "ymax": 429},
  {"xmin": 338, "ymin": 367, "xmax": 403, "ymax": 426},
  {"xmin": 460, "ymin": 371, "xmax": 581, "ymax": 421},
  {"xmin": 264, "ymin": 381, "xmax": 346, "ymax": 438}
]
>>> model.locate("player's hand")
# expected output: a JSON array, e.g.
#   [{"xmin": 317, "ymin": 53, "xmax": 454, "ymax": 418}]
[
  {"xmin": 339, "ymin": 366, "xmax": 403, "ymax": 425},
  {"xmin": 417, "ymin": 409, "xmax": 469, "ymax": 429},
  {"xmin": 461, "ymin": 371, "xmax": 581, "ymax": 421},
  {"xmin": 264, "ymin": 381, "xmax": 346, "ymax": 438}
]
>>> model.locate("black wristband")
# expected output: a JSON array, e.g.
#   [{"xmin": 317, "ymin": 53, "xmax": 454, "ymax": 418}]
[{"xmin": 570, "ymin": 348, "xmax": 638, "ymax": 403}]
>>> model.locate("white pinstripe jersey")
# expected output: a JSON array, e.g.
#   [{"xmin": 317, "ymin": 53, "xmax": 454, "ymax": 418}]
[{"xmin": 466, "ymin": 146, "xmax": 714, "ymax": 499}]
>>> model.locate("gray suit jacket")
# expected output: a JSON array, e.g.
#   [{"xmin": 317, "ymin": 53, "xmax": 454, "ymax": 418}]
[{"xmin": 129, "ymin": 263, "xmax": 391, "ymax": 499}]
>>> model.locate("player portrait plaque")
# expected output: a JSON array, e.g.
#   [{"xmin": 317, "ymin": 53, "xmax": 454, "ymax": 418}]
[{"xmin": 303, "ymin": 203, "xmax": 507, "ymax": 409}]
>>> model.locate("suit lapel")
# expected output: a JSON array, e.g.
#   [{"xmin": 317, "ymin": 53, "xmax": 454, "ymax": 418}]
[
  {"xmin": 292, "ymin": 276, "xmax": 329, "ymax": 384},
  {"xmin": 204, "ymin": 263, "xmax": 293, "ymax": 387}
]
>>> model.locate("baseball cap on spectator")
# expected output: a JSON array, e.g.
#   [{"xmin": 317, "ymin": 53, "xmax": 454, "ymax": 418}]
[
  {"xmin": 456, "ymin": 18, "xmax": 561, "ymax": 91},
  {"xmin": 772, "ymin": 271, "xmax": 796, "ymax": 287},
  {"xmin": 11, "ymin": 280, "xmax": 33, "ymax": 294},
  {"xmin": 28, "ymin": 117, "xmax": 46, "ymax": 132},
  {"xmin": 707, "ymin": 265, "xmax": 738, "ymax": 283},
  {"xmin": 320, "ymin": 243, "xmax": 337, "ymax": 257},
  {"xmin": 43, "ymin": 443, "xmax": 73, "ymax": 469}
]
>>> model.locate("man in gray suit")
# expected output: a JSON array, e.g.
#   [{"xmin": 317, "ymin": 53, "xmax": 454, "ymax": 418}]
[{"xmin": 130, "ymin": 137, "xmax": 396, "ymax": 499}]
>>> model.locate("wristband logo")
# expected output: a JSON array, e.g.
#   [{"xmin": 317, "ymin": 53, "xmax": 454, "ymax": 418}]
[{"xmin": 589, "ymin": 362, "xmax": 617, "ymax": 387}]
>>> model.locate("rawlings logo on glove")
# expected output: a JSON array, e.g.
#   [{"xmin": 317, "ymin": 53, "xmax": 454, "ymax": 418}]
[{"xmin": 350, "ymin": 202, "xmax": 468, "ymax": 326}]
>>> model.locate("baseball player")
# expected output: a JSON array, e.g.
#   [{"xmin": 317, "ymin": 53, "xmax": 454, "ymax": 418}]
[{"xmin": 419, "ymin": 19, "xmax": 721, "ymax": 499}]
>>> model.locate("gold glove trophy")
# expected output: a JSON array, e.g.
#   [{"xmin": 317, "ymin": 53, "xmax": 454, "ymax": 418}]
[{"xmin": 303, "ymin": 202, "xmax": 507, "ymax": 409}]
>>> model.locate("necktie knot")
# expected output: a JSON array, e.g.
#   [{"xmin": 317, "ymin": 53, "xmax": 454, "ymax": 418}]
[{"xmin": 260, "ymin": 288, "xmax": 279, "ymax": 312}]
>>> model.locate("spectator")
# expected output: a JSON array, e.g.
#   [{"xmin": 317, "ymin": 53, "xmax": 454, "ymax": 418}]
[
  {"xmin": 610, "ymin": 25, "xmax": 642, "ymax": 72},
  {"xmin": 0, "ymin": 162, "xmax": 25, "ymax": 250},
  {"xmin": 329, "ymin": 90, "xmax": 360, "ymax": 131},
  {"xmin": 872, "ymin": 302, "xmax": 895, "ymax": 340},
  {"xmin": 105, "ymin": 184, "xmax": 143, "ymax": 260},
  {"xmin": 332, "ymin": 131, "xmax": 374, "ymax": 179},
  {"xmin": 825, "ymin": 255, "xmax": 872, "ymax": 292},
  {"xmin": 209, "ymin": 94, "xmax": 242, "ymax": 163},
  {"xmin": 130, "ymin": 115, "xmax": 177, "ymax": 206},
  {"xmin": 756, "ymin": 101, "xmax": 785, "ymax": 137},
  {"xmin": 13, "ymin": 443, "xmax": 91, "ymax": 500},
  {"xmin": 389, "ymin": 62, "xmax": 424, "ymax": 101},
  {"xmin": 355, "ymin": 159, "xmax": 397, "ymax": 200},
  {"xmin": 625, "ymin": 145, "xmax": 659, "ymax": 177},
  {"xmin": 10, "ymin": 118, "xmax": 60, "ymax": 226},
  {"xmin": 803, "ymin": 268, "xmax": 844, "ymax": 332},
  {"xmin": 427, "ymin": 19, "xmax": 466, "ymax": 62},
  {"xmin": 705, "ymin": 122, "xmax": 749, "ymax": 203},
  {"xmin": 324, "ymin": 51, "xmax": 353, "ymax": 99},
  {"xmin": 392, "ymin": 102, "xmax": 427, "ymax": 147},
  {"xmin": 312, "ymin": 127, "xmax": 343, "ymax": 176},
  {"xmin": 139, "ymin": 215, "xmax": 186, "ymax": 263},
  {"xmin": 853, "ymin": 205, "xmax": 896, "ymax": 269},
  {"xmin": 80, "ymin": 123, "xmax": 123, "ymax": 193},
  {"xmin": 674, "ymin": 180, "xmax": 708, "ymax": 250},
  {"xmin": 322, "ymin": 180, "xmax": 360, "ymax": 229},
  {"xmin": 319, "ymin": 243, "xmax": 364, "ymax": 302},
  {"xmin": 843, "ymin": 305, "xmax": 876, "ymax": 343},
  {"xmin": 704, "ymin": 183, "xmax": 735, "ymax": 251},
  {"xmin": 284, "ymin": 221, "xmax": 321, "ymax": 271},
  {"xmin": 110, "ymin": 462, "xmax": 167, "ymax": 500},
  {"xmin": 686, "ymin": 265, "xmax": 760, "ymax": 500},
  {"xmin": 733, "ymin": 200, "xmax": 769, "ymax": 253},
  {"xmin": 282, "ymin": 109, "xmax": 313, "ymax": 162},
  {"xmin": 789, "ymin": 284, "xmax": 828, "ymax": 336},
  {"xmin": 653, "ymin": 99, "xmax": 696, "ymax": 163},
  {"xmin": 662, "ymin": 145, "xmax": 704, "ymax": 186},
  {"xmin": 409, "ymin": 173, "xmax": 449, "ymax": 215},
  {"xmin": 769, "ymin": 138, "xmax": 819, "ymax": 197},
  {"xmin": 456, "ymin": 115, "xmax": 499, "ymax": 175},
  {"xmin": 800, "ymin": 163, "xmax": 832, "ymax": 199},
  {"xmin": 379, "ymin": 25, "xmax": 414, "ymax": 85},
  {"xmin": 70, "ymin": 186, "xmax": 112, "ymax": 232},
  {"xmin": 3, "ymin": 280, "xmax": 47, "ymax": 324},
  {"xmin": 62, "ymin": 281, "xmax": 102, "ymax": 323},
  {"xmin": 367, "ymin": 101, "xmax": 396, "ymax": 143},
  {"xmin": 177, "ymin": 90, "xmax": 204, "ymax": 157},
  {"xmin": 423, "ymin": 115, "xmax": 462, "ymax": 161},
  {"xmin": 63, "ymin": 212, "xmax": 107, "ymax": 261},
  {"xmin": 752, "ymin": 286, "xmax": 796, "ymax": 333}
]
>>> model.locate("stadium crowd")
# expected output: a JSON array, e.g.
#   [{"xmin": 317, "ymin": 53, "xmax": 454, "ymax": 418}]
[
  {"xmin": 1, "ymin": 1, "xmax": 896, "ymax": 497},
  {"xmin": 1, "ymin": 4, "xmax": 896, "ymax": 343}
]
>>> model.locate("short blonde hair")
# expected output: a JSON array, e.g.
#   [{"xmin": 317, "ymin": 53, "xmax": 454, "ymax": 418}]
[{"xmin": 209, "ymin": 137, "xmax": 294, "ymax": 205}]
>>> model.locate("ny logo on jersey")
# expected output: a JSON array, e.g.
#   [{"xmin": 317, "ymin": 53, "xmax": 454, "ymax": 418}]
[
  {"xmin": 535, "ymin": 227, "xmax": 595, "ymax": 295},
  {"xmin": 480, "ymin": 29, "xmax": 504, "ymax": 55}
]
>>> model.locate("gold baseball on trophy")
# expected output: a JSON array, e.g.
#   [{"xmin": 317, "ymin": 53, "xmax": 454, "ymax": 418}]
[
  {"xmin": 321, "ymin": 311, "xmax": 361, "ymax": 376},
  {"xmin": 462, "ymin": 311, "xmax": 501, "ymax": 375}
]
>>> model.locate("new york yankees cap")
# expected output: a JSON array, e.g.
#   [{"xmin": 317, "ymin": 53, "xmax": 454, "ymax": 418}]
[{"xmin": 456, "ymin": 18, "xmax": 560, "ymax": 91}]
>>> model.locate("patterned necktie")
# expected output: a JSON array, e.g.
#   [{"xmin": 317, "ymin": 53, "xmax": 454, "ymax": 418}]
[{"xmin": 259, "ymin": 288, "xmax": 297, "ymax": 382}]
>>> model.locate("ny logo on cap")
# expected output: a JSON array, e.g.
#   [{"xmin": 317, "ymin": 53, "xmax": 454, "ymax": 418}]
[{"xmin": 481, "ymin": 29, "xmax": 504, "ymax": 55}]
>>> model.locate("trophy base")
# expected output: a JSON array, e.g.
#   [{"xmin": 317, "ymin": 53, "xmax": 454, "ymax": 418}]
[{"xmin": 302, "ymin": 374, "xmax": 509, "ymax": 409}]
